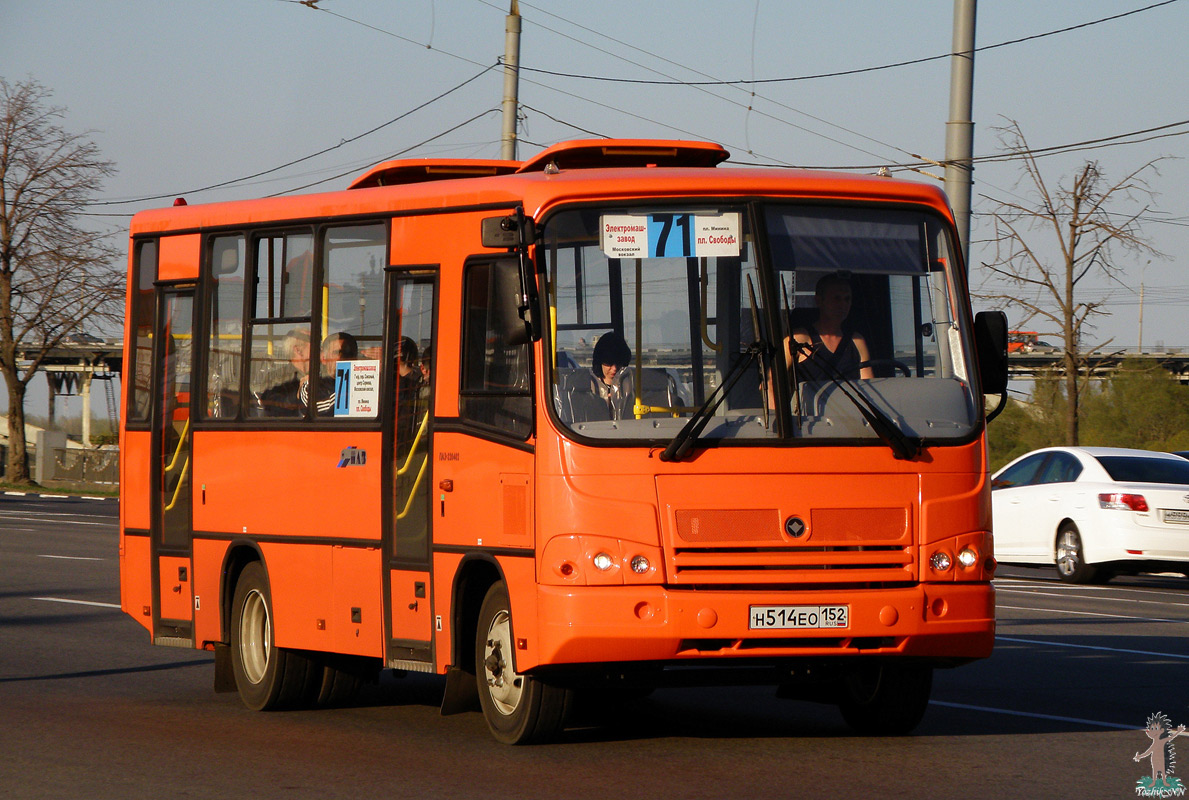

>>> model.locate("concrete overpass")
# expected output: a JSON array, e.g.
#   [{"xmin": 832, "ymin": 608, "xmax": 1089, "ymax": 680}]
[
  {"xmin": 1008, "ymin": 348, "xmax": 1189, "ymax": 382},
  {"xmin": 11, "ymin": 340, "xmax": 123, "ymax": 447}
]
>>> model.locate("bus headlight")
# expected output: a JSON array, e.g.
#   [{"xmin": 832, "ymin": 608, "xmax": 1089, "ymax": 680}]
[
  {"xmin": 540, "ymin": 535, "xmax": 663, "ymax": 585},
  {"xmin": 930, "ymin": 551, "xmax": 952, "ymax": 572},
  {"xmin": 957, "ymin": 547, "xmax": 979, "ymax": 569}
]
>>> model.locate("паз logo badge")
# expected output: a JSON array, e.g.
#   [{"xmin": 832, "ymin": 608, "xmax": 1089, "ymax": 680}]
[
  {"xmin": 1135, "ymin": 712, "xmax": 1187, "ymax": 797},
  {"xmin": 337, "ymin": 446, "xmax": 367, "ymax": 468}
]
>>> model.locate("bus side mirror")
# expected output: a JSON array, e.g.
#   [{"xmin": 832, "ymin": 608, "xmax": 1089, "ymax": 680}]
[
  {"xmin": 974, "ymin": 310, "xmax": 1009, "ymax": 396},
  {"xmin": 493, "ymin": 260, "xmax": 533, "ymax": 347},
  {"xmin": 482, "ymin": 215, "xmax": 536, "ymax": 249}
]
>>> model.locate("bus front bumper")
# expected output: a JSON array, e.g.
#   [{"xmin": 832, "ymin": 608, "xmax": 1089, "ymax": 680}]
[{"xmin": 531, "ymin": 582, "xmax": 994, "ymax": 668}]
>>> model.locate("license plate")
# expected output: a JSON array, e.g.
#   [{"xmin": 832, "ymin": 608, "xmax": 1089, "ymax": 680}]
[
  {"xmin": 749, "ymin": 605, "xmax": 849, "ymax": 630},
  {"xmin": 1162, "ymin": 509, "xmax": 1189, "ymax": 524}
]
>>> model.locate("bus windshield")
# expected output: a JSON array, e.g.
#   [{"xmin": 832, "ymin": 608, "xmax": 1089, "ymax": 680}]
[{"xmin": 543, "ymin": 202, "xmax": 979, "ymax": 447}]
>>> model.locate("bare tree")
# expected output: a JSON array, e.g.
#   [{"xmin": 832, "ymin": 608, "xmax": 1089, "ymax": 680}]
[
  {"xmin": 0, "ymin": 77, "xmax": 124, "ymax": 484},
  {"xmin": 977, "ymin": 120, "xmax": 1164, "ymax": 445}
]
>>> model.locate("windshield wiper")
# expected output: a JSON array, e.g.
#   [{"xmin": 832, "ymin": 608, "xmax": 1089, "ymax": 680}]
[
  {"xmin": 791, "ymin": 341, "xmax": 920, "ymax": 460},
  {"xmin": 660, "ymin": 343, "xmax": 763, "ymax": 463}
]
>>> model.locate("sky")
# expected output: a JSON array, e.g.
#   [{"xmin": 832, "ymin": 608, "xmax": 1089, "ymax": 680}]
[{"xmin": 2, "ymin": 0, "xmax": 1187, "ymax": 420}]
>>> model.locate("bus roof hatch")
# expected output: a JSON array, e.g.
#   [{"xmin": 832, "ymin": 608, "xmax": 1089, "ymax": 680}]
[
  {"xmin": 516, "ymin": 139, "xmax": 730, "ymax": 173},
  {"xmin": 349, "ymin": 159, "xmax": 521, "ymax": 190}
]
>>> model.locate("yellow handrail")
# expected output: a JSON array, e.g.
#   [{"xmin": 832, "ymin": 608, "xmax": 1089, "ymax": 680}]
[
  {"xmin": 164, "ymin": 419, "xmax": 190, "ymax": 474},
  {"xmin": 164, "ymin": 456, "xmax": 190, "ymax": 511},
  {"xmin": 397, "ymin": 411, "xmax": 429, "ymax": 477},
  {"xmin": 633, "ymin": 400, "xmax": 698, "ymax": 419},
  {"xmin": 395, "ymin": 455, "xmax": 428, "ymax": 521}
]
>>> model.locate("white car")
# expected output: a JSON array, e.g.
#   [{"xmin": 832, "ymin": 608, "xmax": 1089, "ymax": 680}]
[{"xmin": 991, "ymin": 446, "xmax": 1189, "ymax": 583}]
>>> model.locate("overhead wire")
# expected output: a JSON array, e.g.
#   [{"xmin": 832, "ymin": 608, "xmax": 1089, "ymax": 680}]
[
  {"xmin": 485, "ymin": 0, "xmax": 908, "ymax": 164},
  {"xmin": 265, "ymin": 108, "xmax": 501, "ymax": 195},
  {"xmin": 92, "ymin": 0, "xmax": 1189, "ymax": 207},
  {"xmin": 89, "ymin": 63, "xmax": 499, "ymax": 207},
  {"xmin": 509, "ymin": 0, "xmax": 1182, "ymax": 87}
]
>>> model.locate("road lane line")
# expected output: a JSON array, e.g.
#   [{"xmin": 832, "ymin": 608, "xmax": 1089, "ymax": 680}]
[
  {"xmin": 930, "ymin": 700, "xmax": 1134, "ymax": 731},
  {"xmin": 31, "ymin": 597, "xmax": 120, "ymax": 609},
  {"xmin": 0, "ymin": 516, "xmax": 113, "ymax": 526},
  {"xmin": 997, "ymin": 587, "xmax": 1189, "ymax": 609},
  {"xmin": 998, "ymin": 603, "xmax": 1189, "ymax": 624},
  {"xmin": 996, "ymin": 635, "xmax": 1189, "ymax": 660},
  {"xmin": 38, "ymin": 554, "xmax": 105, "ymax": 561}
]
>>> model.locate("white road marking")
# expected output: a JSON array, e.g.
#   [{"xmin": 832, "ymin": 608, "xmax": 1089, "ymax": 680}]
[
  {"xmin": 997, "ymin": 586, "xmax": 1189, "ymax": 609},
  {"xmin": 996, "ymin": 635, "xmax": 1189, "ymax": 660},
  {"xmin": 30, "ymin": 597, "xmax": 120, "ymax": 609},
  {"xmin": 930, "ymin": 700, "xmax": 1134, "ymax": 731},
  {"xmin": 38, "ymin": 554, "xmax": 105, "ymax": 561},
  {"xmin": 998, "ymin": 603, "xmax": 1189, "ymax": 625},
  {"xmin": 0, "ymin": 514, "xmax": 112, "ymax": 526}
]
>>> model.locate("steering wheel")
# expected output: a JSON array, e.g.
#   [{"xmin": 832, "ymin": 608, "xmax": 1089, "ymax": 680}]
[{"xmin": 862, "ymin": 359, "xmax": 911, "ymax": 377}]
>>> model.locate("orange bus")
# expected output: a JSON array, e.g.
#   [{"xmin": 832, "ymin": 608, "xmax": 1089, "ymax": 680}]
[{"xmin": 120, "ymin": 139, "xmax": 1009, "ymax": 743}]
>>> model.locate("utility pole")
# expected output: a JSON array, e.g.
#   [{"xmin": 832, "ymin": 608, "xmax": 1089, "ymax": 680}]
[
  {"xmin": 500, "ymin": 0, "xmax": 522, "ymax": 161},
  {"xmin": 1138, "ymin": 260, "xmax": 1149, "ymax": 352},
  {"xmin": 945, "ymin": 0, "xmax": 976, "ymax": 269}
]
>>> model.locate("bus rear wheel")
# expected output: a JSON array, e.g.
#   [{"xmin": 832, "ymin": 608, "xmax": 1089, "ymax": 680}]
[
  {"xmin": 838, "ymin": 662, "xmax": 932, "ymax": 735},
  {"xmin": 475, "ymin": 582, "xmax": 571, "ymax": 744},
  {"xmin": 230, "ymin": 562, "xmax": 318, "ymax": 710}
]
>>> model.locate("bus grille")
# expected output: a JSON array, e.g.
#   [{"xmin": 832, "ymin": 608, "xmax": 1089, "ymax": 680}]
[{"xmin": 664, "ymin": 506, "xmax": 916, "ymax": 585}]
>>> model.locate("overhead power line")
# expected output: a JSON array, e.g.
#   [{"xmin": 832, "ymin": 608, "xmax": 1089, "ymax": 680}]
[
  {"xmin": 508, "ymin": 0, "xmax": 1182, "ymax": 87},
  {"xmin": 266, "ymin": 108, "xmax": 500, "ymax": 196},
  {"xmin": 90, "ymin": 64, "xmax": 498, "ymax": 207},
  {"xmin": 732, "ymin": 119, "xmax": 1189, "ymax": 172}
]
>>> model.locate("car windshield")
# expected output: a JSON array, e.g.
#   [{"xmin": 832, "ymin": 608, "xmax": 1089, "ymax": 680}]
[
  {"xmin": 1096, "ymin": 456, "xmax": 1189, "ymax": 485},
  {"xmin": 542, "ymin": 203, "xmax": 980, "ymax": 446}
]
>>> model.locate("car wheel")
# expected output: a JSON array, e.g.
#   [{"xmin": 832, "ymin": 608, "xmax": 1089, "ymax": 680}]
[{"xmin": 1055, "ymin": 524, "xmax": 1101, "ymax": 584}]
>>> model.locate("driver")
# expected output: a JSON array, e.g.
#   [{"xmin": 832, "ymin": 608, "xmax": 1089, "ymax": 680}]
[{"xmin": 785, "ymin": 271, "xmax": 874, "ymax": 382}]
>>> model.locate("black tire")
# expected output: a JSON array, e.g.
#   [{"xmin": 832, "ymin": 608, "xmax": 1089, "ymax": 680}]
[
  {"xmin": 312, "ymin": 655, "xmax": 374, "ymax": 707},
  {"xmin": 1055, "ymin": 523, "xmax": 1100, "ymax": 584},
  {"xmin": 475, "ymin": 582, "xmax": 571, "ymax": 745},
  {"xmin": 838, "ymin": 663, "xmax": 932, "ymax": 736},
  {"xmin": 230, "ymin": 562, "xmax": 319, "ymax": 710}
]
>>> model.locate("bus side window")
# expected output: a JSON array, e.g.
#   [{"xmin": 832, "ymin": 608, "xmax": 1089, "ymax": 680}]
[
  {"xmin": 204, "ymin": 235, "xmax": 246, "ymax": 419},
  {"xmin": 127, "ymin": 239, "xmax": 158, "ymax": 423},
  {"xmin": 459, "ymin": 260, "xmax": 532, "ymax": 438},
  {"xmin": 320, "ymin": 223, "xmax": 386, "ymax": 420},
  {"xmin": 247, "ymin": 232, "xmax": 315, "ymax": 418}
]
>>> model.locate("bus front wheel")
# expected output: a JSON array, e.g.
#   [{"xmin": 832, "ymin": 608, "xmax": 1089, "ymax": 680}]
[
  {"xmin": 838, "ymin": 662, "xmax": 932, "ymax": 735},
  {"xmin": 230, "ymin": 562, "xmax": 318, "ymax": 710},
  {"xmin": 475, "ymin": 582, "xmax": 571, "ymax": 744}
]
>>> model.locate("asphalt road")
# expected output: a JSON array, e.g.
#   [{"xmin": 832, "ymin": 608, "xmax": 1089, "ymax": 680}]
[{"xmin": 2, "ymin": 494, "xmax": 1187, "ymax": 799}]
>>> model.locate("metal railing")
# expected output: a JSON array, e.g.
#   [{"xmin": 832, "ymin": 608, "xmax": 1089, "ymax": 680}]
[{"xmin": 51, "ymin": 447, "xmax": 119, "ymax": 485}]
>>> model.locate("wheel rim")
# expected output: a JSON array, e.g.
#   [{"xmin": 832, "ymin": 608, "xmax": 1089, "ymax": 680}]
[
  {"xmin": 1056, "ymin": 530, "xmax": 1081, "ymax": 576},
  {"xmin": 239, "ymin": 588, "xmax": 271, "ymax": 684},
  {"xmin": 482, "ymin": 609, "xmax": 523, "ymax": 716}
]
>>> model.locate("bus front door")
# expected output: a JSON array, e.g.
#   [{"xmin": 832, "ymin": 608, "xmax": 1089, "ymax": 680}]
[
  {"xmin": 150, "ymin": 286, "xmax": 196, "ymax": 646},
  {"xmin": 384, "ymin": 271, "xmax": 436, "ymax": 670}
]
